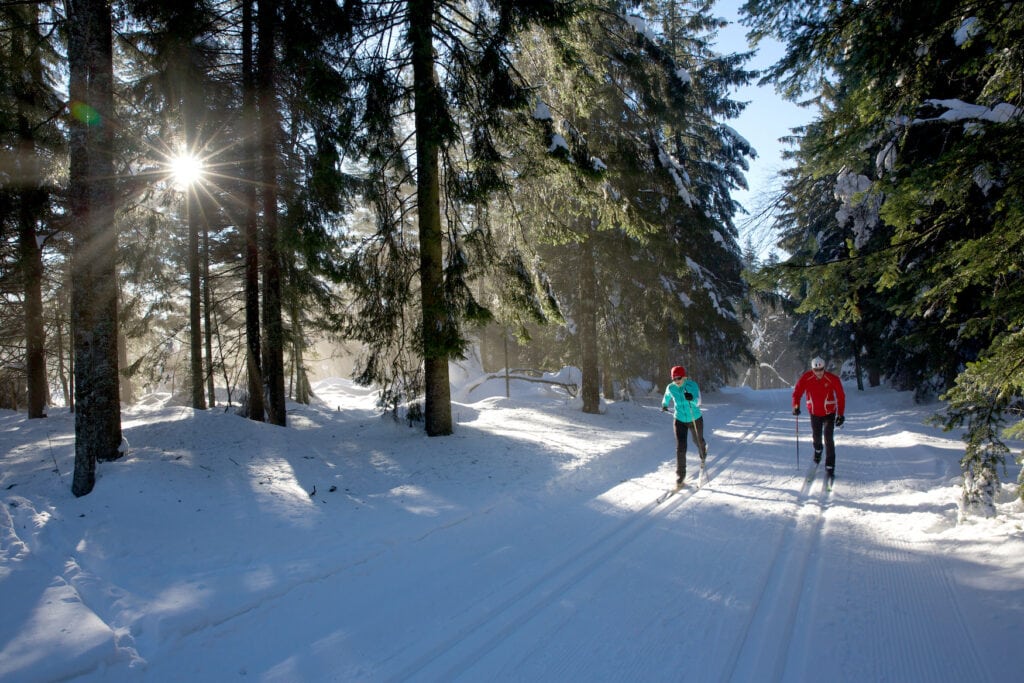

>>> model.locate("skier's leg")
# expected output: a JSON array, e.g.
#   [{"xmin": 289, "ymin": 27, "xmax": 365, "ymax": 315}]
[
  {"xmin": 673, "ymin": 419, "xmax": 688, "ymax": 482},
  {"xmin": 810, "ymin": 415, "xmax": 824, "ymax": 463},
  {"xmin": 823, "ymin": 414, "xmax": 837, "ymax": 473}
]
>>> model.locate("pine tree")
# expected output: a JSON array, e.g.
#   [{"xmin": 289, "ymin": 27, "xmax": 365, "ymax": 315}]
[
  {"xmin": 121, "ymin": 1, "xmax": 252, "ymax": 412},
  {"xmin": 240, "ymin": 0, "xmax": 265, "ymax": 422},
  {"xmin": 68, "ymin": 0, "xmax": 123, "ymax": 496},
  {"xmin": 1, "ymin": 1, "xmax": 63, "ymax": 418},
  {"xmin": 342, "ymin": 0, "xmax": 572, "ymax": 434},
  {"xmin": 139, "ymin": 2, "xmax": 217, "ymax": 411},
  {"xmin": 509, "ymin": 1, "xmax": 755, "ymax": 400},
  {"xmin": 747, "ymin": 0, "xmax": 1024, "ymax": 511}
]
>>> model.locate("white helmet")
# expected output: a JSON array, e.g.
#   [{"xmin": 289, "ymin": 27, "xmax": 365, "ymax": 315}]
[{"xmin": 811, "ymin": 356, "xmax": 825, "ymax": 370}]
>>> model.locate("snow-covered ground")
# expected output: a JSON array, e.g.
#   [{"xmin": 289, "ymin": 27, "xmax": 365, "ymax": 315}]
[{"xmin": 2, "ymin": 370, "xmax": 1022, "ymax": 682}]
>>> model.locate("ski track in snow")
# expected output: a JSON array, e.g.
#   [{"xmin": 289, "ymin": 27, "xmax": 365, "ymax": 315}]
[
  {"xmin": 379, "ymin": 408, "xmax": 779, "ymax": 680},
  {"xmin": 722, "ymin": 459, "xmax": 828, "ymax": 682},
  {"xmin": 2, "ymin": 384, "xmax": 1020, "ymax": 682},
  {"xmin": 375, "ymin": 402, "xmax": 1000, "ymax": 682},
  {"xmin": 781, "ymin": 434, "xmax": 989, "ymax": 682}
]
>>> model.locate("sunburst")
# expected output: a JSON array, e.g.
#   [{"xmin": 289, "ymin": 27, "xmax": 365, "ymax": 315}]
[{"xmin": 168, "ymin": 150, "xmax": 205, "ymax": 189}]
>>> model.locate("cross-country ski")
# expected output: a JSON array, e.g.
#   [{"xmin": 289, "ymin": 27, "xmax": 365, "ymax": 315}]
[{"xmin": 656, "ymin": 482, "xmax": 684, "ymax": 504}]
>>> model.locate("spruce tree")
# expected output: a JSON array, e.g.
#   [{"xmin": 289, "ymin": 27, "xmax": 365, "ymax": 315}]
[
  {"xmin": 747, "ymin": 0, "xmax": 1024, "ymax": 512},
  {"xmin": 342, "ymin": 0, "xmax": 572, "ymax": 434},
  {"xmin": 68, "ymin": 0, "xmax": 123, "ymax": 496},
  {"xmin": 0, "ymin": 1, "xmax": 63, "ymax": 418},
  {"xmin": 510, "ymin": 1, "xmax": 755, "ymax": 400}
]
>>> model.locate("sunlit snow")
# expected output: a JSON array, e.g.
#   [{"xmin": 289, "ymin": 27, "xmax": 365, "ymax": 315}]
[{"xmin": 2, "ymin": 365, "xmax": 1022, "ymax": 681}]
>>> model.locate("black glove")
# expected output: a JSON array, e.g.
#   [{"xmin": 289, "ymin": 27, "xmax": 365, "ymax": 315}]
[
  {"xmin": 836, "ymin": 415, "xmax": 845, "ymax": 427},
  {"xmin": 684, "ymin": 392, "xmax": 693, "ymax": 401},
  {"xmin": 662, "ymin": 406, "xmax": 668, "ymax": 412},
  {"xmin": 792, "ymin": 406, "xmax": 800, "ymax": 416}
]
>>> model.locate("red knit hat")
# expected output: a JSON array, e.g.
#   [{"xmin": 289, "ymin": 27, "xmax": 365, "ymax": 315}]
[{"xmin": 671, "ymin": 366, "xmax": 686, "ymax": 379}]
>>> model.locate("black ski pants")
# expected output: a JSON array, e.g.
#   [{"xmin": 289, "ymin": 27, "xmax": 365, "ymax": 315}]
[
  {"xmin": 810, "ymin": 413, "xmax": 837, "ymax": 471},
  {"xmin": 673, "ymin": 416, "xmax": 706, "ymax": 477}
]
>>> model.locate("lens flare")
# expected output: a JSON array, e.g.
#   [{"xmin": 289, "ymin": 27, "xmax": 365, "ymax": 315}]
[
  {"xmin": 169, "ymin": 152, "xmax": 204, "ymax": 189},
  {"xmin": 70, "ymin": 101, "xmax": 101, "ymax": 126}
]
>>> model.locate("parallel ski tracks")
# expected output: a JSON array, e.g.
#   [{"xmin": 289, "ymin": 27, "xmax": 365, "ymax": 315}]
[
  {"xmin": 721, "ymin": 468, "xmax": 829, "ymax": 682},
  {"xmin": 656, "ymin": 408, "xmax": 776, "ymax": 505},
  {"xmin": 384, "ymin": 409, "xmax": 777, "ymax": 681},
  {"xmin": 809, "ymin": 444, "xmax": 989, "ymax": 682},
  {"xmin": 383, "ymin": 493, "xmax": 661, "ymax": 681},
  {"xmin": 724, "ymin": 437, "xmax": 988, "ymax": 683}
]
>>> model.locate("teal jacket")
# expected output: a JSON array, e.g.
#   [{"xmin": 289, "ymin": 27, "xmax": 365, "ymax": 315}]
[{"xmin": 663, "ymin": 378, "xmax": 702, "ymax": 422}]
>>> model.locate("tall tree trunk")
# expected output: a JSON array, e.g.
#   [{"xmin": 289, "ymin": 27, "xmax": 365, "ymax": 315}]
[
  {"xmin": 57, "ymin": 301, "xmax": 70, "ymax": 407},
  {"xmin": 241, "ymin": 0, "xmax": 264, "ymax": 421},
  {"xmin": 578, "ymin": 235, "xmax": 600, "ymax": 414},
  {"xmin": 183, "ymin": 40, "xmax": 206, "ymax": 411},
  {"xmin": 257, "ymin": 0, "xmax": 286, "ymax": 426},
  {"xmin": 14, "ymin": 6, "xmax": 48, "ymax": 419},
  {"xmin": 18, "ymin": 145, "xmax": 47, "ymax": 418},
  {"xmin": 601, "ymin": 362, "xmax": 615, "ymax": 400},
  {"xmin": 409, "ymin": 0, "xmax": 452, "ymax": 436},
  {"xmin": 68, "ymin": 0, "xmax": 122, "ymax": 497},
  {"xmin": 117, "ymin": 317, "xmax": 133, "ymax": 404},
  {"xmin": 187, "ymin": 189, "xmax": 206, "ymax": 409},
  {"xmin": 290, "ymin": 298, "xmax": 311, "ymax": 405},
  {"xmin": 203, "ymin": 218, "xmax": 216, "ymax": 407}
]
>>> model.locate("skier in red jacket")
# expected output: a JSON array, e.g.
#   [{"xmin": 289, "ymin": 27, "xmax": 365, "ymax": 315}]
[{"xmin": 792, "ymin": 357, "xmax": 846, "ymax": 480}]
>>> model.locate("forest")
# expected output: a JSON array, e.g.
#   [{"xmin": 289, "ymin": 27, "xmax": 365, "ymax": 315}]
[{"xmin": 1, "ymin": 1, "xmax": 1021, "ymax": 511}]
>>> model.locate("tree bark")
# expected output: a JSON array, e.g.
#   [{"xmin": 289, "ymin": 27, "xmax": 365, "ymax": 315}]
[
  {"xmin": 68, "ymin": 0, "xmax": 122, "ymax": 497},
  {"xmin": 203, "ymin": 218, "xmax": 216, "ymax": 407},
  {"xmin": 257, "ymin": 0, "xmax": 286, "ymax": 426},
  {"xmin": 180, "ymin": 31, "xmax": 207, "ymax": 411},
  {"xmin": 18, "ymin": 142, "xmax": 48, "ymax": 418},
  {"xmin": 187, "ymin": 189, "xmax": 206, "ymax": 409},
  {"xmin": 290, "ymin": 298, "xmax": 311, "ymax": 404},
  {"xmin": 578, "ymin": 235, "xmax": 600, "ymax": 414},
  {"xmin": 241, "ymin": 0, "xmax": 264, "ymax": 421},
  {"xmin": 56, "ymin": 300, "xmax": 70, "ymax": 407},
  {"xmin": 409, "ymin": 0, "xmax": 452, "ymax": 436},
  {"xmin": 13, "ymin": 4, "xmax": 48, "ymax": 419}
]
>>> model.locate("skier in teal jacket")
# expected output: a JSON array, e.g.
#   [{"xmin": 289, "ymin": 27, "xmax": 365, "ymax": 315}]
[{"xmin": 662, "ymin": 365, "xmax": 707, "ymax": 486}]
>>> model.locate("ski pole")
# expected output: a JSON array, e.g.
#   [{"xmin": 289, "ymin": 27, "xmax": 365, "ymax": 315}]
[
  {"xmin": 687, "ymin": 417, "xmax": 707, "ymax": 461},
  {"xmin": 795, "ymin": 410, "xmax": 800, "ymax": 469},
  {"xmin": 688, "ymin": 418, "xmax": 709, "ymax": 487}
]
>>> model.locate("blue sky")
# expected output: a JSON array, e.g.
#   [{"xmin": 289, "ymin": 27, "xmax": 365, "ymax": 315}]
[{"xmin": 714, "ymin": 0, "xmax": 814, "ymax": 257}]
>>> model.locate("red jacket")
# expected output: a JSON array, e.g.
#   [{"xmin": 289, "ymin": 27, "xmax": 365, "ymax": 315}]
[{"xmin": 793, "ymin": 371, "xmax": 846, "ymax": 417}]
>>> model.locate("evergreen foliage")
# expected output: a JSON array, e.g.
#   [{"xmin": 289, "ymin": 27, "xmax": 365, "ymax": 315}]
[
  {"xmin": 338, "ymin": 0, "xmax": 573, "ymax": 431},
  {"xmin": 0, "ymin": 1, "xmax": 64, "ymax": 417},
  {"xmin": 747, "ymin": 0, "xmax": 1024, "ymax": 512},
  {"xmin": 509, "ymin": 0, "xmax": 755, "ymax": 397}
]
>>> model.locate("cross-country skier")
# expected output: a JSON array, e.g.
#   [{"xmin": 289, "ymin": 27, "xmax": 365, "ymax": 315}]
[
  {"xmin": 792, "ymin": 357, "xmax": 846, "ymax": 481},
  {"xmin": 662, "ymin": 366, "xmax": 707, "ymax": 486}
]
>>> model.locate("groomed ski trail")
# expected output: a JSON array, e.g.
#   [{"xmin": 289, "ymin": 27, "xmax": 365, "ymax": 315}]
[
  {"xmin": 722, "ymin": 461, "xmax": 829, "ymax": 681},
  {"xmin": 780, "ymin": 412, "xmax": 991, "ymax": 682},
  {"xmin": 376, "ymin": 408, "xmax": 775, "ymax": 681}
]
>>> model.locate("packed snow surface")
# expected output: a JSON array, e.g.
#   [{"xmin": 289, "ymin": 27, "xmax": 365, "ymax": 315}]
[{"xmin": 2, "ymin": 372, "xmax": 1022, "ymax": 682}]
